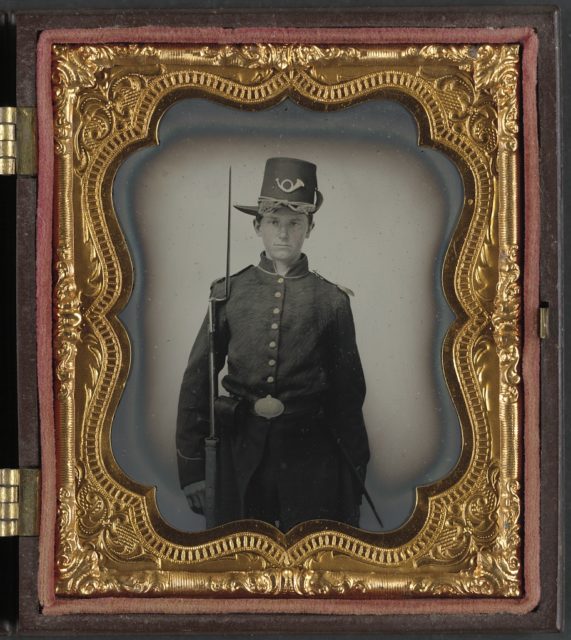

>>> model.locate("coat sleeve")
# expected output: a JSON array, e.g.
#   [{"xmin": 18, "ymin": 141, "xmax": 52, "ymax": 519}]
[
  {"xmin": 176, "ymin": 290, "xmax": 229, "ymax": 489},
  {"xmin": 328, "ymin": 293, "xmax": 370, "ymax": 477}
]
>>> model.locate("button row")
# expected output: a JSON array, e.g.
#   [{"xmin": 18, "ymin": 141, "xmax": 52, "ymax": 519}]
[{"xmin": 267, "ymin": 279, "xmax": 284, "ymax": 387}]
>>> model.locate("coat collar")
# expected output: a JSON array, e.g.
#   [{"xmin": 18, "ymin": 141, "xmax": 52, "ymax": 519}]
[{"xmin": 257, "ymin": 252, "xmax": 309, "ymax": 278}]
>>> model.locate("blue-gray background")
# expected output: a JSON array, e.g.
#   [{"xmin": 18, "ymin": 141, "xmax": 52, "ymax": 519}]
[{"xmin": 112, "ymin": 97, "xmax": 462, "ymax": 534}]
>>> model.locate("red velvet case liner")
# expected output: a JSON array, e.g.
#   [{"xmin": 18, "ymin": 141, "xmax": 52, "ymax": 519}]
[{"xmin": 36, "ymin": 26, "xmax": 540, "ymax": 616}]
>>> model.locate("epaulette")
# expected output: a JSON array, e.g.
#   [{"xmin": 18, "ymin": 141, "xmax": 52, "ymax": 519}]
[
  {"xmin": 210, "ymin": 264, "xmax": 253, "ymax": 289},
  {"xmin": 312, "ymin": 270, "xmax": 355, "ymax": 296}
]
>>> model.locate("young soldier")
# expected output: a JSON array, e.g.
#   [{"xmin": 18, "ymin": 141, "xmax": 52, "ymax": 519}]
[{"xmin": 176, "ymin": 157, "xmax": 369, "ymax": 531}]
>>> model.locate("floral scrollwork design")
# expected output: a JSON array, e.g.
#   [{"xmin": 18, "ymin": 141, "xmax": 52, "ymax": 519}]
[
  {"xmin": 74, "ymin": 73, "xmax": 152, "ymax": 174},
  {"xmin": 473, "ymin": 333, "xmax": 498, "ymax": 416},
  {"xmin": 473, "ymin": 177, "xmax": 499, "ymax": 306},
  {"xmin": 54, "ymin": 246, "xmax": 82, "ymax": 399},
  {"xmin": 198, "ymin": 44, "xmax": 362, "ymax": 72},
  {"xmin": 417, "ymin": 44, "xmax": 475, "ymax": 68},
  {"xmin": 56, "ymin": 486, "xmax": 82, "ymax": 576},
  {"xmin": 59, "ymin": 548, "xmax": 169, "ymax": 596},
  {"xmin": 492, "ymin": 245, "xmax": 521, "ymax": 404},
  {"xmin": 75, "ymin": 462, "xmax": 156, "ymax": 563},
  {"xmin": 474, "ymin": 45, "xmax": 520, "ymax": 152},
  {"xmin": 210, "ymin": 570, "xmax": 281, "ymax": 595},
  {"xmin": 56, "ymin": 463, "xmax": 162, "ymax": 595},
  {"xmin": 416, "ymin": 463, "xmax": 499, "ymax": 570},
  {"xmin": 413, "ymin": 483, "xmax": 520, "ymax": 598},
  {"xmin": 413, "ymin": 548, "xmax": 517, "ymax": 597}
]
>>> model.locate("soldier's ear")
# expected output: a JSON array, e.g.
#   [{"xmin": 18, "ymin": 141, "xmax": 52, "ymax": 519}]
[
  {"xmin": 306, "ymin": 221, "xmax": 315, "ymax": 238},
  {"xmin": 253, "ymin": 218, "xmax": 262, "ymax": 235}
]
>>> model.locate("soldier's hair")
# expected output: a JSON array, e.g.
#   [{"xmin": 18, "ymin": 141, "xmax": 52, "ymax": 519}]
[{"xmin": 255, "ymin": 212, "xmax": 314, "ymax": 227}]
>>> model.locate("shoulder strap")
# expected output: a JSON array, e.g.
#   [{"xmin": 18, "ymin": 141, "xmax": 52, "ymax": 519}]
[
  {"xmin": 211, "ymin": 264, "xmax": 253, "ymax": 289},
  {"xmin": 312, "ymin": 270, "xmax": 355, "ymax": 297}
]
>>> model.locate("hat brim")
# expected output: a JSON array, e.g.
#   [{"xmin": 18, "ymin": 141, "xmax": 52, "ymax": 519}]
[
  {"xmin": 233, "ymin": 192, "xmax": 323, "ymax": 216},
  {"xmin": 233, "ymin": 204, "xmax": 259, "ymax": 216}
]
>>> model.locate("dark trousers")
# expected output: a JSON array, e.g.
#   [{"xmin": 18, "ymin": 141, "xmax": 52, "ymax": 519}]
[{"xmin": 235, "ymin": 408, "xmax": 360, "ymax": 532}]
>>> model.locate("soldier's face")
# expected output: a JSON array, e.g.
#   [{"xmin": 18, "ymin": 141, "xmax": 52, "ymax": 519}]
[{"xmin": 254, "ymin": 210, "xmax": 313, "ymax": 265}]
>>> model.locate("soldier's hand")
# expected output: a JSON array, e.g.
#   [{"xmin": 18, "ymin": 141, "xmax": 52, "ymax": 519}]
[{"xmin": 183, "ymin": 480, "xmax": 206, "ymax": 514}]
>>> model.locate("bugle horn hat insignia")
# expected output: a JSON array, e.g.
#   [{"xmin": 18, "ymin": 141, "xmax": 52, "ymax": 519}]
[{"xmin": 234, "ymin": 157, "xmax": 324, "ymax": 216}]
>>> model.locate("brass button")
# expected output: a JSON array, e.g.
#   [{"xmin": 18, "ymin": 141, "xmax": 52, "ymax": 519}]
[
  {"xmin": 267, "ymin": 376, "xmax": 275, "ymax": 383},
  {"xmin": 271, "ymin": 322, "xmax": 278, "ymax": 330},
  {"xmin": 269, "ymin": 341, "xmax": 277, "ymax": 348},
  {"xmin": 274, "ymin": 291, "xmax": 282, "ymax": 298},
  {"xmin": 277, "ymin": 277, "xmax": 284, "ymax": 283},
  {"xmin": 273, "ymin": 307, "xmax": 280, "ymax": 314},
  {"xmin": 269, "ymin": 359, "xmax": 276, "ymax": 366}
]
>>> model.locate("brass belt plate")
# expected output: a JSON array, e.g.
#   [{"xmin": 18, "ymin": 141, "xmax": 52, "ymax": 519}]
[{"xmin": 253, "ymin": 395, "xmax": 285, "ymax": 419}]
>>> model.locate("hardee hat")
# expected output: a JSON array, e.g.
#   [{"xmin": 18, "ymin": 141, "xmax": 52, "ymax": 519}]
[{"xmin": 234, "ymin": 157, "xmax": 323, "ymax": 216}]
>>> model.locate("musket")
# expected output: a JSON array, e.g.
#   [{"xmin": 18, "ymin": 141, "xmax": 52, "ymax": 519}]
[{"xmin": 204, "ymin": 167, "xmax": 232, "ymax": 529}]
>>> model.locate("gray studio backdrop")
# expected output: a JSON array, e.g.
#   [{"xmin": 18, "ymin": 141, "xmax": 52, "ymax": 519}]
[{"xmin": 111, "ymin": 97, "xmax": 463, "ymax": 533}]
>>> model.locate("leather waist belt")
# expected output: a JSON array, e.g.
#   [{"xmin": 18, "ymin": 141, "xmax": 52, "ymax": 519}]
[{"xmin": 245, "ymin": 394, "xmax": 323, "ymax": 419}]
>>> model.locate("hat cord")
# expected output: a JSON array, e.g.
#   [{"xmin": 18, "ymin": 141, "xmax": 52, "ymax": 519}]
[{"xmin": 258, "ymin": 196, "xmax": 316, "ymax": 215}]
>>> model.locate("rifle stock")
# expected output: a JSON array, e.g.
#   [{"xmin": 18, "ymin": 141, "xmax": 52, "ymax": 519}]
[
  {"xmin": 204, "ymin": 436, "xmax": 218, "ymax": 529},
  {"xmin": 203, "ymin": 168, "xmax": 232, "ymax": 528}
]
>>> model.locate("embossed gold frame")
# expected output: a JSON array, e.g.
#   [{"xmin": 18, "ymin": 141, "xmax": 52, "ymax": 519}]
[{"xmin": 46, "ymin": 40, "xmax": 525, "ymax": 606}]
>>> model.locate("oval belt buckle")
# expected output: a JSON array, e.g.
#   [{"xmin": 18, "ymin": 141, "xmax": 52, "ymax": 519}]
[{"xmin": 254, "ymin": 394, "xmax": 285, "ymax": 419}]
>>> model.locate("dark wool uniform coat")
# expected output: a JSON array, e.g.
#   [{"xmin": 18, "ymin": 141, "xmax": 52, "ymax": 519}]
[{"xmin": 176, "ymin": 252, "xmax": 370, "ymax": 529}]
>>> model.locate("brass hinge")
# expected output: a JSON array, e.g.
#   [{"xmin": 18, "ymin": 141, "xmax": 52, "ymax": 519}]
[
  {"xmin": 0, "ymin": 469, "xmax": 40, "ymax": 537},
  {"xmin": 0, "ymin": 107, "xmax": 37, "ymax": 176}
]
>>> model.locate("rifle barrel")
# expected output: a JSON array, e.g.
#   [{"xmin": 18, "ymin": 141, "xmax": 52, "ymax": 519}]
[
  {"xmin": 204, "ymin": 167, "xmax": 233, "ymax": 526},
  {"xmin": 225, "ymin": 167, "xmax": 231, "ymax": 299}
]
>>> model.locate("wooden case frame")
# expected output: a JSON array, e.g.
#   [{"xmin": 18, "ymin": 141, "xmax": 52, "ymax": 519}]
[{"xmin": 11, "ymin": 6, "xmax": 560, "ymax": 627}]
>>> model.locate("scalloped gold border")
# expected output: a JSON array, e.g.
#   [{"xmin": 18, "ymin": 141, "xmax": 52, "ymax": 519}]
[{"xmin": 51, "ymin": 43, "xmax": 521, "ymax": 597}]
